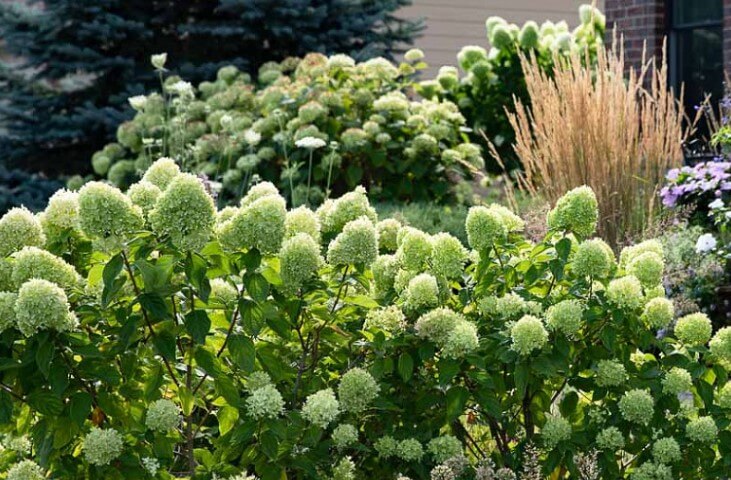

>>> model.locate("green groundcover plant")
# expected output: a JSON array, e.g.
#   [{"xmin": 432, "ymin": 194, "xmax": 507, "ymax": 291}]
[
  {"xmin": 421, "ymin": 5, "xmax": 605, "ymax": 172},
  {"xmin": 2, "ymin": 159, "xmax": 731, "ymax": 479},
  {"xmin": 88, "ymin": 53, "xmax": 482, "ymax": 206}
]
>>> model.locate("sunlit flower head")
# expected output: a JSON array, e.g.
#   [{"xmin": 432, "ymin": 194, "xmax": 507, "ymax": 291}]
[
  {"xmin": 326, "ymin": 217, "xmax": 378, "ymax": 267},
  {"xmin": 0, "ymin": 207, "xmax": 45, "ymax": 258},
  {"xmin": 510, "ymin": 315, "xmax": 548, "ymax": 356},
  {"xmin": 302, "ymin": 388, "xmax": 340, "ymax": 428},
  {"xmin": 14, "ymin": 279, "xmax": 76, "ymax": 337},
  {"xmin": 82, "ymin": 427, "xmax": 124, "ymax": 466},
  {"xmin": 546, "ymin": 186, "xmax": 598, "ymax": 237},
  {"xmin": 338, "ymin": 368, "xmax": 379, "ymax": 414},
  {"xmin": 142, "ymin": 157, "xmax": 181, "ymax": 190}
]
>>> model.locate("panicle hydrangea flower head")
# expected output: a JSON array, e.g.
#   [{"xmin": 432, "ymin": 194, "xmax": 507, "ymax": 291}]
[
  {"xmin": 546, "ymin": 186, "xmax": 598, "ymax": 237},
  {"xmin": 374, "ymin": 435, "xmax": 398, "ymax": 458},
  {"xmin": 11, "ymin": 246, "xmax": 81, "ymax": 290},
  {"xmin": 465, "ymin": 206, "xmax": 507, "ymax": 251},
  {"xmin": 6, "ymin": 435, "xmax": 30, "ymax": 455},
  {"xmin": 331, "ymin": 424, "xmax": 358, "ymax": 450},
  {"xmin": 427, "ymin": 436, "xmax": 463, "ymax": 463},
  {"xmin": 396, "ymin": 228, "xmax": 432, "ymax": 271},
  {"xmin": 326, "ymin": 217, "xmax": 378, "ymax": 267},
  {"xmin": 142, "ymin": 157, "xmax": 181, "ymax": 190},
  {"xmin": 710, "ymin": 326, "xmax": 731, "ymax": 363},
  {"xmin": 519, "ymin": 21, "xmax": 540, "ymax": 48},
  {"xmin": 82, "ymin": 427, "xmax": 124, "ymax": 466},
  {"xmin": 245, "ymin": 371, "xmax": 272, "ymax": 393},
  {"xmin": 674, "ymin": 313, "xmax": 712, "ymax": 346},
  {"xmin": 606, "ymin": 275, "xmax": 643, "ymax": 310},
  {"xmin": 487, "ymin": 204, "xmax": 525, "ymax": 232},
  {"xmin": 642, "ymin": 297, "xmax": 674, "ymax": 330},
  {"xmin": 631, "ymin": 462, "xmax": 673, "ymax": 480},
  {"xmin": 0, "ymin": 292, "xmax": 17, "ymax": 333},
  {"xmin": 279, "ymin": 233, "xmax": 323, "ymax": 292},
  {"xmin": 363, "ymin": 305, "xmax": 406, "ymax": 335},
  {"xmin": 718, "ymin": 382, "xmax": 731, "ymax": 409},
  {"xmin": 652, "ymin": 437, "xmax": 680, "ymax": 464},
  {"xmin": 327, "ymin": 54, "xmax": 356, "ymax": 69},
  {"xmin": 541, "ymin": 415, "xmax": 572, "ymax": 449},
  {"xmin": 430, "ymin": 233, "xmax": 468, "ymax": 279},
  {"xmin": 545, "ymin": 299, "xmax": 583, "ymax": 338},
  {"xmin": 332, "ymin": 456, "xmax": 356, "ymax": 480},
  {"xmin": 40, "ymin": 189, "xmax": 80, "ymax": 239},
  {"xmin": 149, "ymin": 173, "xmax": 216, "ymax": 251},
  {"xmin": 285, "ymin": 206, "xmax": 321, "ymax": 244},
  {"xmin": 372, "ymin": 254, "xmax": 399, "ymax": 296},
  {"xmin": 479, "ymin": 292, "xmax": 530, "ymax": 321},
  {"xmin": 145, "ymin": 398, "xmax": 180, "ymax": 432},
  {"xmin": 142, "ymin": 457, "xmax": 160, "ymax": 477},
  {"xmin": 457, "ymin": 45, "xmax": 488, "ymax": 70},
  {"xmin": 338, "ymin": 368, "xmax": 379, "ymax": 414},
  {"xmin": 210, "ymin": 278, "xmax": 238, "ymax": 306},
  {"xmin": 573, "ymin": 238, "xmax": 614, "ymax": 278},
  {"xmin": 627, "ymin": 252, "xmax": 664, "ymax": 288},
  {"xmin": 240, "ymin": 181, "xmax": 280, "ymax": 207},
  {"xmin": 0, "ymin": 207, "xmax": 45, "ymax": 258},
  {"xmin": 415, "ymin": 308, "xmax": 463, "ymax": 345},
  {"xmin": 686, "ymin": 416, "xmax": 717, "ymax": 443},
  {"xmin": 403, "ymin": 273, "xmax": 440, "ymax": 311},
  {"xmin": 618, "ymin": 389, "xmax": 654, "ymax": 425},
  {"xmin": 6, "ymin": 460, "xmax": 44, "ymax": 480},
  {"xmin": 442, "ymin": 321, "xmax": 479, "ymax": 358},
  {"xmin": 219, "ymin": 194, "xmax": 286, "ymax": 255},
  {"xmin": 15, "ymin": 279, "xmax": 76, "ymax": 337},
  {"xmin": 302, "ymin": 388, "xmax": 340, "ymax": 428},
  {"xmin": 127, "ymin": 181, "xmax": 162, "ymax": 218},
  {"xmin": 619, "ymin": 240, "xmax": 664, "ymax": 270},
  {"xmin": 319, "ymin": 187, "xmax": 377, "ymax": 236},
  {"xmin": 396, "ymin": 438, "xmax": 424, "ymax": 462},
  {"xmin": 595, "ymin": 359, "xmax": 626, "ymax": 387},
  {"xmin": 376, "ymin": 219, "xmax": 401, "ymax": 252},
  {"xmin": 510, "ymin": 315, "xmax": 548, "ymax": 356},
  {"xmin": 217, "ymin": 206, "xmax": 238, "ymax": 226},
  {"xmin": 78, "ymin": 182, "xmax": 143, "ymax": 248},
  {"xmin": 246, "ymin": 384, "xmax": 285, "ymax": 420},
  {"xmin": 662, "ymin": 367, "xmax": 692, "ymax": 396},
  {"xmin": 596, "ymin": 426, "xmax": 624, "ymax": 451}
]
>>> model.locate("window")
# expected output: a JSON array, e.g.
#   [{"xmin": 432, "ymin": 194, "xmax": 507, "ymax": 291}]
[{"xmin": 669, "ymin": 0, "xmax": 724, "ymax": 119}]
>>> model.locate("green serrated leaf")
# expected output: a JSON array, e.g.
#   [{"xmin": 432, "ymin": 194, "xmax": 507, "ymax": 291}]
[
  {"xmin": 217, "ymin": 405, "xmax": 239, "ymax": 436},
  {"xmin": 184, "ymin": 310, "xmax": 211, "ymax": 344},
  {"xmin": 397, "ymin": 352, "xmax": 414, "ymax": 382}
]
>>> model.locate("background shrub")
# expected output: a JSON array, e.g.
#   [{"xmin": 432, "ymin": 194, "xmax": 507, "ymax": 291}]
[{"xmin": 0, "ymin": 0, "xmax": 421, "ymax": 177}]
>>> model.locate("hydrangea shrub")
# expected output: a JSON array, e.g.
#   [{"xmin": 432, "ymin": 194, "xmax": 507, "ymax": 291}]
[
  {"xmin": 2, "ymin": 160, "xmax": 731, "ymax": 478},
  {"xmin": 89, "ymin": 53, "xmax": 481, "ymax": 205}
]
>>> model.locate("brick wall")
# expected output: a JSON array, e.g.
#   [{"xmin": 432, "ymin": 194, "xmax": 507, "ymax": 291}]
[{"xmin": 604, "ymin": 0, "xmax": 666, "ymax": 71}]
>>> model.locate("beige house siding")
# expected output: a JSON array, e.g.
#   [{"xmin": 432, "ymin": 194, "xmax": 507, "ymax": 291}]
[{"xmin": 401, "ymin": 0, "xmax": 604, "ymax": 74}]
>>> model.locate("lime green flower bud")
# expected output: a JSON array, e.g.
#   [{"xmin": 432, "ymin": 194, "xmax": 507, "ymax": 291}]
[
  {"xmin": 210, "ymin": 278, "xmax": 238, "ymax": 306},
  {"xmin": 338, "ymin": 368, "xmax": 379, "ymax": 414},
  {"xmin": 652, "ymin": 437, "xmax": 680, "ymax": 464},
  {"xmin": 403, "ymin": 273, "xmax": 439, "ymax": 310},
  {"xmin": 457, "ymin": 46, "xmax": 488, "ymax": 71},
  {"xmin": 404, "ymin": 48, "xmax": 425, "ymax": 62},
  {"xmin": 662, "ymin": 367, "xmax": 692, "ymax": 395},
  {"xmin": 285, "ymin": 206, "xmax": 321, "ymax": 244},
  {"xmin": 219, "ymin": 195, "xmax": 286, "ymax": 255},
  {"xmin": 416, "ymin": 308, "xmax": 462, "ymax": 345},
  {"xmin": 302, "ymin": 388, "xmax": 340, "ymax": 428},
  {"xmin": 607, "ymin": 275, "xmax": 643, "ymax": 310},
  {"xmin": 40, "ymin": 190, "xmax": 80, "ymax": 241},
  {"xmin": 7, "ymin": 460, "xmax": 44, "ymax": 480},
  {"xmin": 78, "ymin": 181, "xmax": 143, "ymax": 248},
  {"xmin": 0, "ymin": 207, "xmax": 45, "ymax": 258},
  {"xmin": 142, "ymin": 157, "xmax": 181, "ymax": 190},
  {"xmin": 595, "ymin": 359, "xmax": 626, "ymax": 387},
  {"xmin": 485, "ymin": 16, "xmax": 507, "ymax": 39},
  {"xmin": 149, "ymin": 173, "xmax": 215, "ymax": 251},
  {"xmin": 642, "ymin": 297, "xmax": 674, "ymax": 330},
  {"xmin": 718, "ymin": 382, "xmax": 731, "ymax": 409},
  {"xmin": 627, "ymin": 252, "xmax": 664, "ymax": 288},
  {"xmin": 279, "ymin": 233, "xmax": 323, "ymax": 291},
  {"xmin": 596, "ymin": 426, "xmax": 624, "ymax": 451},
  {"xmin": 442, "ymin": 321, "xmax": 479, "ymax": 358},
  {"xmin": 127, "ymin": 181, "xmax": 162, "ymax": 218},
  {"xmin": 372, "ymin": 254, "xmax": 399, "ymax": 296},
  {"xmin": 618, "ymin": 389, "xmax": 654, "ymax": 425},
  {"xmin": 246, "ymin": 384, "xmax": 284, "ymax": 420},
  {"xmin": 319, "ymin": 187, "xmax": 377, "ymax": 236},
  {"xmin": 363, "ymin": 305, "xmax": 406, "ymax": 335},
  {"xmin": 0, "ymin": 292, "xmax": 17, "ymax": 333},
  {"xmin": 545, "ymin": 299, "xmax": 583, "ymax": 338},
  {"xmin": 245, "ymin": 371, "xmax": 272, "ymax": 393},
  {"xmin": 397, "ymin": 229, "xmax": 432, "ymax": 271},
  {"xmin": 619, "ymin": 240, "xmax": 664, "ymax": 270},
  {"xmin": 145, "ymin": 399, "xmax": 180, "ymax": 432},
  {"xmin": 487, "ymin": 204, "xmax": 524, "ymax": 232},
  {"xmin": 82, "ymin": 427, "xmax": 124, "ymax": 466},
  {"xmin": 15, "ymin": 279, "xmax": 76, "ymax": 337},
  {"xmin": 396, "ymin": 438, "xmax": 424, "ymax": 462},
  {"xmin": 427, "ymin": 436, "xmax": 463, "ymax": 463},
  {"xmin": 332, "ymin": 424, "xmax": 358, "ymax": 450},
  {"xmin": 547, "ymin": 186, "xmax": 598, "ymax": 237},
  {"xmin": 374, "ymin": 435, "xmax": 398, "ymax": 458},
  {"xmin": 11, "ymin": 246, "xmax": 81, "ymax": 290},
  {"xmin": 430, "ymin": 233, "xmax": 468, "ymax": 279},
  {"xmin": 674, "ymin": 313, "xmax": 712, "ymax": 346},
  {"xmin": 631, "ymin": 462, "xmax": 672, "ymax": 480},
  {"xmin": 686, "ymin": 416, "xmax": 717, "ymax": 443},
  {"xmin": 376, "ymin": 219, "xmax": 401, "ymax": 253},
  {"xmin": 327, "ymin": 217, "xmax": 378, "ymax": 267},
  {"xmin": 466, "ymin": 206, "xmax": 507, "ymax": 251},
  {"xmin": 332, "ymin": 456, "xmax": 356, "ymax": 480},
  {"xmin": 490, "ymin": 24, "xmax": 514, "ymax": 50},
  {"xmin": 510, "ymin": 315, "xmax": 548, "ymax": 355},
  {"xmin": 542, "ymin": 415, "xmax": 571, "ymax": 449},
  {"xmin": 519, "ymin": 21, "xmax": 540, "ymax": 49},
  {"xmin": 240, "ymin": 182, "xmax": 279, "ymax": 207},
  {"xmin": 573, "ymin": 238, "xmax": 614, "ymax": 278}
]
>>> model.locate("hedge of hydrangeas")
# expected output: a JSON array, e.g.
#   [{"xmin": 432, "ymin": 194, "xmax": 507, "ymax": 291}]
[
  {"xmin": 1, "ymin": 157, "xmax": 730, "ymax": 478},
  {"xmin": 87, "ymin": 52, "xmax": 482, "ymax": 206},
  {"xmin": 421, "ymin": 4, "xmax": 605, "ymax": 172}
]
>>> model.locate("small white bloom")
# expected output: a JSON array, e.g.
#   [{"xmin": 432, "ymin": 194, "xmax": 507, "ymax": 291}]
[
  {"xmin": 295, "ymin": 136, "xmax": 327, "ymax": 150},
  {"xmin": 696, "ymin": 233, "xmax": 717, "ymax": 253},
  {"xmin": 142, "ymin": 457, "xmax": 160, "ymax": 476},
  {"xmin": 244, "ymin": 129, "xmax": 262, "ymax": 146},
  {"xmin": 220, "ymin": 114, "xmax": 233, "ymax": 129},
  {"xmin": 128, "ymin": 95, "xmax": 148, "ymax": 111},
  {"xmin": 168, "ymin": 80, "xmax": 194, "ymax": 98},
  {"xmin": 151, "ymin": 53, "xmax": 168, "ymax": 70},
  {"xmin": 710, "ymin": 198, "xmax": 725, "ymax": 209}
]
